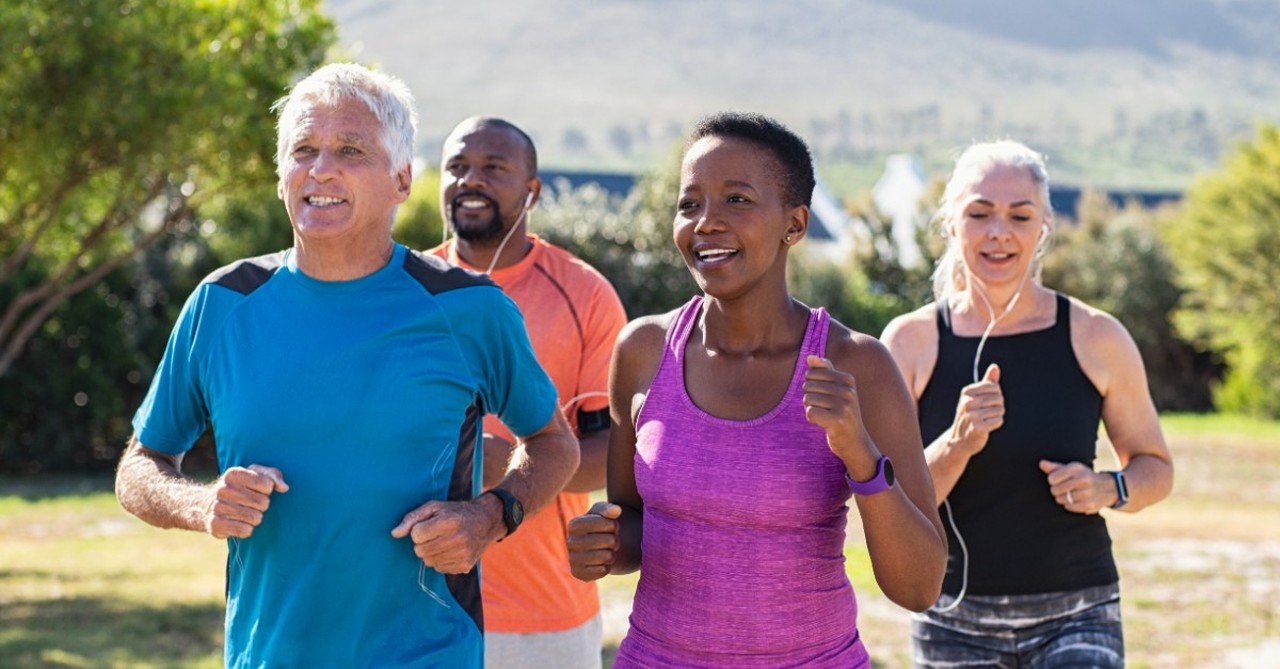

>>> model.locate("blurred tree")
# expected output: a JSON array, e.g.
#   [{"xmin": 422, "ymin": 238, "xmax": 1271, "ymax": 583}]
[
  {"xmin": 1043, "ymin": 190, "xmax": 1217, "ymax": 412},
  {"xmin": 1161, "ymin": 123, "xmax": 1280, "ymax": 417},
  {"xmin": 0, "ymin": 0, "xmax": 335, "ymax": 472},
  {"xmin": 786, "ymin": 255, "xmax": 906, "ymax": 338},
  {"xmin": 845, "ymin": 186, "xmax": 942, "ymax": 311},
  {"xmin": 394, "ymin": 170, "xmax": 446, "ymax": 251},
  {"xmin": 0, "ymin": 0, "xmax": 335, "ymax": 376},
  {"xmin": 538, "ymin": 147, "xmax": 696, "ymax": 319}
]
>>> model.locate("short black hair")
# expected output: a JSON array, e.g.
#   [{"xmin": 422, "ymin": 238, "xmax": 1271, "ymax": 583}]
[
  {"xmin": 687, "ymin": 112, "xmax": 814, "ymax": 208},
  {"xmin": 469, "ymin": 117, "xmax": 538, "ymax": 175}
]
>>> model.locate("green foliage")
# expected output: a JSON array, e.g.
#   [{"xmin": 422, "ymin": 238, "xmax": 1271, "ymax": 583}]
[
  {"xmin": 0, "ymin": 263, "xmax": 143, "ymax": 473},
  {"xmin": 1161, "ymin": 123, "xmax": 1280, "ymax": 417},
  {"xmin": 786, "ymin": 253, "xmax": 907, "ymax": 337},
  {"xmin": 537, "ymin": 150, "xmax": 697, "ymax": 319},
  {"xmin": 789, "ymin": 180, "xmax": 944, "ymax": 338},
  {"xmin": 1042, "ymin": 190, "xmax": 1217, "ymax": 411},
  {"xmin": 845, "ymin": 188, "xmax": 943, "ymax": 309},
  {"xmin": 0, "ymin": 0, "xmax": 337, "ymax": 472},
  {"xmin": 393, "ymin": 170, "xmax": 446, "ymax": 251},
  {"xmin": 0, "ymin": 0, "xmax": 335, "ymax": 372}
]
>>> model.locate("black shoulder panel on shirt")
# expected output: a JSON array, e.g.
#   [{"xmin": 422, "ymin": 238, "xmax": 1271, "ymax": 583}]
[
  {"xmin": 402, "ymin": 249, "xmax": 496, "ymax": 295},
  {"xmin": 206, "ymin": 251, "xmax": 287, "ymax": 296}
]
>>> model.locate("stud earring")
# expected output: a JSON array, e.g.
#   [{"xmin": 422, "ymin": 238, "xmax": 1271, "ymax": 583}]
[{"xmin": 784, "ymin": 235, "xmax": 792, "ymax": 243}]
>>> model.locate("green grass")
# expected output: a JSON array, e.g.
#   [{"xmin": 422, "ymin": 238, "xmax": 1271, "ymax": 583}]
[
  {"xmin": 1159, "ymin": 411, "xmax": 1280, "ymax": 439},
  {"xmin": 0, "ymin": 476, "xmax": 225, "ymax": 668}
]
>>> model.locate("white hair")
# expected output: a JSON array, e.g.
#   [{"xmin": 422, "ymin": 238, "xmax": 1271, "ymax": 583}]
[
  {"xmin": 931, "ymin": 140, "xmax": 1055, "ymax": 303},
  {"xmin": 272, "ymin": 62, "xmax": 417, "ymax": 180}
]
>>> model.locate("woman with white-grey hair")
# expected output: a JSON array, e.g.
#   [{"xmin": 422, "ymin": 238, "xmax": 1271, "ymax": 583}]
[{"xmin": 881, "ymin": 140, "xmax": 1174, "ymax": 667}]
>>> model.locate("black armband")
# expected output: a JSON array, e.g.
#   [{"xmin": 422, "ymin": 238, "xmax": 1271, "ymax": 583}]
[{"xmin": 577, "ymin": 407, "xmax": 610, "ymax": 434}]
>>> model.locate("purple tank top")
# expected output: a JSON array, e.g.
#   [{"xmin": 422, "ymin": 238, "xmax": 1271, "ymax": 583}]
[{"xmin": 615, "ymin": 296, "xmax": 869, "ymax": 669}]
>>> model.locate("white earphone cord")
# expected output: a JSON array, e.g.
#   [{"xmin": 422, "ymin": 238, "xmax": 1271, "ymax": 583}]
[
  {"xmin": 483, "ymin": 193, "xmax": 534, "ymax": 275},
  {"xmin": 934, "ymin": 264, "xmax": 1033, "ymax": 614}
]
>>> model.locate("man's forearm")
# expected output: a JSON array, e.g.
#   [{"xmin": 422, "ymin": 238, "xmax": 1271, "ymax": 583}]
[
  {"xmin": 115, "ymin": 436, "xmax": 212, "ymax": 533},
  {"xmin": 562, "ymin": 428, "xmax": 609, "ymax": 493},
  {"xmin": 494, "ymin": 413, "xmax": 579, "ymax": 516}
]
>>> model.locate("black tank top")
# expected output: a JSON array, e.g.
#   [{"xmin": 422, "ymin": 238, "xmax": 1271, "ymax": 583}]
[{"xmin": 918, "ymin": 293, "xmax": 1117, "ymax": 595}]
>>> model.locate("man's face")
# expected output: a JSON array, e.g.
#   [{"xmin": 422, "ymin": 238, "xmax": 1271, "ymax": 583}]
[
  {"xmin": 277, "ymin": 97, "xmax": 409, "ymax": 245},
  {"xmin": 439, "ymin": 123, "xmax": 535, "ymax": 243}
]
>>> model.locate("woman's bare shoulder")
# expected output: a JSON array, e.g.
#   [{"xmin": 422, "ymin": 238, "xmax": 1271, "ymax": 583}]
[{"xmin": 616, "ymin": 309, "xmax": 679, "ymax": 353}]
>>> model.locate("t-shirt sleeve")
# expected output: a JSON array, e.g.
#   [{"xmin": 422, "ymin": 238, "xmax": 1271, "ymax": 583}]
[
  {"xmin": 131, "ymin": 286, "xmax": 216, "ymax": 455},
  {"xmin": 454, "ymin": 286, "xmax": 558, "ymax": 439}
]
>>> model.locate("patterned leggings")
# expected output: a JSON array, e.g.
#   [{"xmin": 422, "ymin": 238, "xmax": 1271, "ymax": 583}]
[{"xmin": 911, "ymin": 583, "xmax": 1124, "ymax": 668}]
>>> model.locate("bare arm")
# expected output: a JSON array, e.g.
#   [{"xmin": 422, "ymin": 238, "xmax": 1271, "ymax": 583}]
[
  {"xmin": 563, "ymin": 426, "xmax": 609, "ymax": 493},
  {"xmin": 1043, "ymin": 305, "xmax": 1174, "ymax": 513},
  {"xmin": 480, "ymin": 433, "xmax": 515, "ymax": 489},
  {"xmin": 115, "ymin": 434, "xmax": 288, "ymax": 539},
  {"xmin": 568, "ymin": 317, "xmax": 664, "ymax": 580},
  {"xmin": 482, "ymin": 424, "xmax": 606, "ymax": 493},
  {"xmin": 1090, "ymin": 310, "xmax": 1174, "ymax": 511},
  {"xmin": 496, "ymin": 410, "xmax": 581, "ymax": 517},
  {"xmin": 564, "ymin": 276, "xmax": 627, "ymax": 495},
  {"xmin": 808, "ymin": 330, "xmax": 947, "ymax": 611}
]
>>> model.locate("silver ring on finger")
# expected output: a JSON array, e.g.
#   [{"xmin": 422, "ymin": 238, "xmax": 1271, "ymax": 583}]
[{"xmin": 1067, "ymin": 490, "xmax": 1074, "ymax": 505}]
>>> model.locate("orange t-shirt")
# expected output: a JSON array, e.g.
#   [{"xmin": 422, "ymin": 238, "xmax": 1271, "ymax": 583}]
[{"xmin": 430, "ymin": 234, "xmax": 627, "ymax": 633}]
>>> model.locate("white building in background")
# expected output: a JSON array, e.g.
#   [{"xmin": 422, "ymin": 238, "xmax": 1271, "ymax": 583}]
[
  {"xmin": 802, "ymin": 178, "xmax": 858, "ymax": 262},
  {"xmin": 871, "ymin": 153, "xmax": 928, "ymax": 268}
]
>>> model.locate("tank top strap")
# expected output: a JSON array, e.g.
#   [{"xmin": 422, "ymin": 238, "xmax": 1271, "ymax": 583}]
[
  {"xmin": 1052, "ymin": 292, "xmax": 1071, "ymax": 339},
  {"xmin": 801, "ymin": 306, "xmax": 831, "ymax": 359},
  {"xmin": 665, "ymin": 295, "xmax": 704, "ymax": 364},
  {"xmin": 934, "ymin": 300, "xmax": 955, "ymax": 338}
]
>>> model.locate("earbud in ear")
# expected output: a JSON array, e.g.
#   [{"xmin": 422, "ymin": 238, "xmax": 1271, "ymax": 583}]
[{"xmin": 524, "ymin": 192, "xmax": 534, "ymax": 208}]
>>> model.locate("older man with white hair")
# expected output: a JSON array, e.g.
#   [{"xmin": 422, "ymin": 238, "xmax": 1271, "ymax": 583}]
[{"xmin": 115, "ymin": 63, "xmax": 578, "ymax": 668}]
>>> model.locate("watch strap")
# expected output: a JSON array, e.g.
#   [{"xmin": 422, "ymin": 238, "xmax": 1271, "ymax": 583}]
[
  {"xmin": 845, "ymin": 455, "xmax": 894, "ymax": 496},
  {"xmin": 1109, "ymin": 470, "xmax": 1129, "ymax": 509},
  {"xmin": 485, "ymin": 488, "xmax": 522, "ymax": 538}
]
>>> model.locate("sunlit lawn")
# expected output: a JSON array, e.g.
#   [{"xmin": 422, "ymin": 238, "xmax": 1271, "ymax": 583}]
[{"xmin": 2, "ymin": 414, "xmax": 1278, "ymax": 668}]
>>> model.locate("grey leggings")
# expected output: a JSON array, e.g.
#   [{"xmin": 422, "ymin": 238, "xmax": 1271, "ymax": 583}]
[{"xmin": 911, "ymin": 583, "xmax": 1124, "ymax": 668}]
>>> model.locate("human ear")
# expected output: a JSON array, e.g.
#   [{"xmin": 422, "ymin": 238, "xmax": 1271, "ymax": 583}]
[{"xmin": 783, "ymin": 205, "xmax": 810, "ymax": 244}]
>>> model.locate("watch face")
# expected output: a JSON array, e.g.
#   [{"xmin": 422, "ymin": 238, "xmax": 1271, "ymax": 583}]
[
  {"xmin": 509, "ymin": 497, "xmax": 524, "ymax": 526},
  {"xmin": 846, "ymin": 455, "xmax": 894, "ymax": 495},
  {"xmin": 491, "ymin": 488, "xmax": 524, "ymax": 536}
]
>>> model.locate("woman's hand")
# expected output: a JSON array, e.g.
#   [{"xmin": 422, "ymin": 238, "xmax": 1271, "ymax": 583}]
[
  {"xmin": 948, "ymin": 363, "xmax": 1005, "ymax": 456},
  {"xmin": 566, "ymin": 502, "xmax": 623, "ymax": 581},
  {"xmin": 802, "ymin": 355, "xmax": 876, "ymax": 469}
]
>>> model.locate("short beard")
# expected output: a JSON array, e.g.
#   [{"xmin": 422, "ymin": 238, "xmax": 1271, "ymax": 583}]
[{"xmin": 448, "ymin": 196, "xmax": 505, "ymax": 243}]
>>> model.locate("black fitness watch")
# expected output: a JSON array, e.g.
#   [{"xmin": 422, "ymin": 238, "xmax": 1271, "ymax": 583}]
[
  {"xmin": 1109, "ymin": 470, "xmax": 1130, "ymax": 509},
  {"xmin": 485, "ymin": 488, "xmax": 525, "ymax": 539}
]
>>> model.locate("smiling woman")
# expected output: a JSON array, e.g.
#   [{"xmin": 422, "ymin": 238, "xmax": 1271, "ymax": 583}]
[
  {"xmin": 880, "ymin": 140, "xmax": 1175, "ymax": 668},
  {"xmin": 566, "ymin": 111, "xmax": 948, "ymax": 668}
]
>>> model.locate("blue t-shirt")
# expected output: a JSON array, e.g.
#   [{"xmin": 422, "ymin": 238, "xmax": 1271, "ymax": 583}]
[{"xmin": 132, "ymin": 243, "xmax": 557, "ymax": 668}]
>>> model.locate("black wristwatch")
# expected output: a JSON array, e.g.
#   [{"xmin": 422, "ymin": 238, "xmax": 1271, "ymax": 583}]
[
  {"xmin": 484, "ymin": 488, "xmax": 524, "ymax": 540},
  {"xmin": 1109, "ymin": 470, "xmax": 1129, "ymax": 509}
]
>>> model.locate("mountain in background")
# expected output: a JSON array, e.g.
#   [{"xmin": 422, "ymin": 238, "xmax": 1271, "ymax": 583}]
[{"xmin": 322, "ymin": 0, "xmax": 1280, "ymax": 194}]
